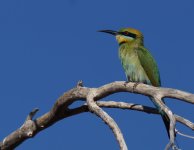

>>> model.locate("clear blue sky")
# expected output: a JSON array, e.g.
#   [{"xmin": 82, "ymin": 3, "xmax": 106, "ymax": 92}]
[{"xmin": 0, "ymin": 0, "xmax": 194, "ymax": 149}]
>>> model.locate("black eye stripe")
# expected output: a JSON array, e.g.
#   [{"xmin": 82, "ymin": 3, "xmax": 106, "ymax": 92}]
[{"xmin": 121, "ymin": 31, "xmax": 137, "ymax": 39}]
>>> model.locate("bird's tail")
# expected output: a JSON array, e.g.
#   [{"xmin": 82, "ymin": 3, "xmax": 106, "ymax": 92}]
[
  {"xmin": 149, "ymin": 97, "xmax": 181, "ymax": 149},
  {"xmin": 149, "ymin": 97, "xmax": 170, "ymax": 138},
  {"xmin": 161, "ymin": 111, "xmax": 171, "ymax": 138}
]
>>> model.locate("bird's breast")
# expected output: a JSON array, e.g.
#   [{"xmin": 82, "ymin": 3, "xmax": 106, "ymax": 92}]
[{"xmin": 118, "ymin": 44, "xmax": 151, "ymax": 84}]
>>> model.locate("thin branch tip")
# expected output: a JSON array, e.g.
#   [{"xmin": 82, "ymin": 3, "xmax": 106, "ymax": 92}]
[
  {"xmin": 77, "ymin": 80, "xmax": 83, "ymax": 87},
  {"xmin": 26, "ymin": 108, "xmax": 39, "ymax": 121}
]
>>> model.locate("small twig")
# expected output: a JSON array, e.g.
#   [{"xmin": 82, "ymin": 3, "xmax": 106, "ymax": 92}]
[
  {"xmin": 176, "ymin": 129, "xmax": 194, "ymax": 139},
  {"xmin": 77, "ymin": 80, "xmax": 83, "ymax": 87},
  {"xmin": 26, "ymin": 108, "xmax": 39, "ymax": 121}
]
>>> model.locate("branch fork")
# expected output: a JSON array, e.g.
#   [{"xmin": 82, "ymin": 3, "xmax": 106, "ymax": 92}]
[{"xmin": 86, "ymin": 89, "xmax": 128, "ymax": 150}]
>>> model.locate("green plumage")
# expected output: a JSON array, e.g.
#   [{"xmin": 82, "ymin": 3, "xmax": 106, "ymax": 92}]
[
  {"xmin": 119, "ymin": 43, "xmax": 161, "ymax": 87},
  {"xmin": 99, "ymin": 27, "xmax": 170, "ymax": 138},
  {"xmin": 117, "ymin": 29, "xmax": 171, "ymax": 138}
]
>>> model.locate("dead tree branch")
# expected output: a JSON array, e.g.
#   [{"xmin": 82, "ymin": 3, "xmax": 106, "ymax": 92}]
[
  {"xmin": 1, "ymin": 81, "xmax": 194, "ymax": 150},
  {"xmin": 86, "ymin": 89, "xmax": 128, "ymax": 150}
]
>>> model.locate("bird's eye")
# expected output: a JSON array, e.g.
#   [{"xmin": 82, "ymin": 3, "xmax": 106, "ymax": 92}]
[
  {"xmin": 122, "ymin": 31, "xmax": 137, "ymax": 39},
  {"xmin": 123, "ymin": 31, "xmax": 129, "ymax": 35}
]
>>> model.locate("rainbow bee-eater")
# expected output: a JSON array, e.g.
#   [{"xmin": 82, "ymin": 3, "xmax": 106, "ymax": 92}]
[{"xmin": 99, "ymin": 27, "xmax": 170, "ymax": 138}]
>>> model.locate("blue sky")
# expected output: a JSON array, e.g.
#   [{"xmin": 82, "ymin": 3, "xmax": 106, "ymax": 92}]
[{"xmin": 0, "ymin": 0, "xmax": 194, "ymax": 149}]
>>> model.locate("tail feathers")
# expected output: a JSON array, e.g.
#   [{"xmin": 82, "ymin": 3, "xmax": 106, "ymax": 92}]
[
  {"xmin": 149, "ymin": 97, "xmax": 172, "ymax": 138},
  {"xmin": 162, "ymin": 113, "xmax": 180, "ymax": 150},
  {"xmin": 161, "ymin": 113, "xmax": 170, "ymax": 138},
  {"xmin": 149, "ymin": 97, "xmax": 179, "ymax": 148}
]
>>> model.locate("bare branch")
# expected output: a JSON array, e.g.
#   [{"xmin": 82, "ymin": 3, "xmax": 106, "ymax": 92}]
[
  {"xmin": 1, "ymin": 81, "xmax": 194, "ymax": 150},
  {"xmin": 96, "ymin": 101, "xmax": 158, "ymax": 114},
  {"xmin": 86, "ymin": 89, "xmax": 128, "ymax": 150},
  {"xmin": 96, "ymin": 101, "xmax": 194, "ymax": 130},
  {"xmin": 174, "ymin": 115, "xmax": 194, "ymax": 130}
]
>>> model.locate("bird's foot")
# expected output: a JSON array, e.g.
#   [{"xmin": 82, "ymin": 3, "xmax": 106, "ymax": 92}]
[{"xmin": 124, "ymin": 81, "xmax": 130, "ymax": 87}]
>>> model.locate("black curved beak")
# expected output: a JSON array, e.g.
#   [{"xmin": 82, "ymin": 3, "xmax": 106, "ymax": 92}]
[{"xmin": 98, "ymin": 30, "xmax": 118, "ymax": 36}]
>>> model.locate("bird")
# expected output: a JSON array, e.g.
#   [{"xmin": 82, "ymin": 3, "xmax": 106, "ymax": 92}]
[{"xmin": 99, "ymin": 27, "xmax": 170, "ymax": 138}]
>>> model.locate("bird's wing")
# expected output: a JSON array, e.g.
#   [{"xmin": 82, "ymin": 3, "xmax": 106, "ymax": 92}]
[{"xmin": 137, "ymin": 46, "xmax": 161, "ymax": 87}]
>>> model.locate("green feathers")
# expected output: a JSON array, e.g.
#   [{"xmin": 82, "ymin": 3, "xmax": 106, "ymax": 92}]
[
  {"xmin": 137, "ymin": 46, "xmax": 161, "ymax": 86},
  {"xmin": 99, "ymin": 27, "xmax": 171, "ymax": 137},
  {"xmin": 119, "ymin": 43, "xmax": 160, "ymax": 87},
  {"xmin": 116, "ymin": 28, "xmax": 160, "ymax": 87}
]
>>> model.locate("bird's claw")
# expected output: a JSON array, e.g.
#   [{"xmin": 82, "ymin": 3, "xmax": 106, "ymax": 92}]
[{"xmin": 124, "ymin": 81, "xmax": 130, "ymax": 87}]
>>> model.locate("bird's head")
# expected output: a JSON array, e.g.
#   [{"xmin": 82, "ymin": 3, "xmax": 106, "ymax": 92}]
[{"xmin": 99, "ymin": 27, "xmax": 143, "ymax": 45}]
